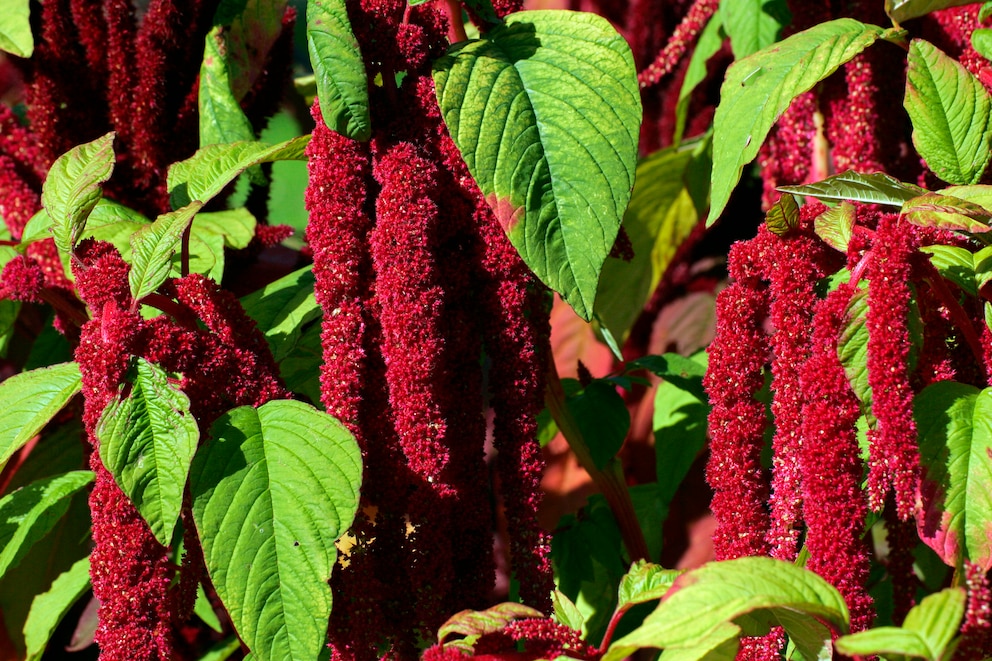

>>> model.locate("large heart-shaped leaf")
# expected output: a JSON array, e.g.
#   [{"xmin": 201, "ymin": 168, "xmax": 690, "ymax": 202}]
[
  {"xmin": 708, "ymin": 19, "xmax": 890, "ymax": 225},
  {"xmin": 905, "ymin": 39, "xmax": 992, "ymax": 186},
  {"xmin": 434, "ymin": 9, "xmax": 641, "ymax": 320},
  {"xmin": 914, "ymin": 381, "xmax": 992, "ymax": 570},
  {"xmin": 190, "ymin": 400, "xmax": 361, "ymax": 661},
  {"xmin": 307, "ymin": 0, "xmax": 370, "ymax": 141},
  {"xmin": 0, "ymin": 362, "xmax": 81, "ymax": 470},
  {"xmin": 96, "ymin": 358, "xmax": 199, "ymax": 546}
]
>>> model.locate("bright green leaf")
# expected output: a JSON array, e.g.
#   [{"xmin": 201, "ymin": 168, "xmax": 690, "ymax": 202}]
[
  {"xmin": 552, "ymin": 590, "xmax": 585, "ymax": 631},
  {"xmin": 167, "ymin": 137, "xmax": 310, "ymax": 209},
  {"xmin": 886, "ymin": 0, "xmax": 978, "ymax": 24},
  {"xmin": 973, "ymin": 28, "xmax": 992, "ymax": 61},
  {"xmin": 0, "ymin": 0, "xmax": 32, "ymax": 57},
  {"xmin": 837, "ymin": 283, "xmax": 873, "ymax": 415},
  {"xmin": 0, "ymin": 471, "xmax": 94, "ymax": 581},
  {"xmin": 652, "ymin": 623, "xmax": 740, "ymax": 661},
  {"xmin": 905, "ymin": 39, "xmax": 992, "ymax": 186},
  {"xmin": 23, "ymin": 556, "xmax": 90, "ymax": 661},
  {"xmin": 190, "ymin": 400, "xmax": 362, "ymax": 661},
  {"xmin": 97, "ymin": 358, "xmax": 199, "ymax": 546},
  {"xmin": 19, "ymin": 210, "xmax": 53, "ymax": 247},
  {"xmin": 42, "ymin": 132, "xmax": 116, "ymax": 257},
  {"xmin": 674, "ymin": 13, "xmax": 725, "ymax": 144},
  {"xmin": 0, "ymin": 363, "xmax": 82, "ymax": 470},
  {"xmin": 722, "ymin": 0, "xmax": 790, "ymax": 59},
  {"xmin": 617, "ymin": 560, "xmax": 682, "ymax": 612},
  {"xmin": 307, "ymin": 0, "xmax": 371, "ymax": 141},
  {"xmin": 835, "ymin": 627, "xmax": 932, "ymax": 660},
  {"xmin": 920, "ymin": 244, "xmax": 978, "ymax": 296},
  {"xmin": 565, "ymin": 380, "xmax": 630, "ymax": 470},
  {"xmin": 779, "ymin": 170, "xmax": 925, "ymax": 207},
  {"xmin": 915, "ymin": 382, "xmax": 992, "ymax": 569},
  {"xmin": 195, "ymin": 208, "xmax": 257, "ymax": 250},
  {"xmin": 200, "ymin": 26, "xmax": 257, "ymax": 148},
  {"xmin": 902, "ymin": 192, "xmax": 992, "ymax": 234},
  {"xmin": 653, "ymin": 366, "xmax": 710, "ymax": 505},
  {"xmin": 814, "ymin": 201, "xmax": 856, "ymax": 253},
  {"xmin": 605, "ymin": 557, "xmax": 849, "ymax": 661},
  {"xmin": 195, "ymin": 584, "xmax": 223, "ymax": 633},
  {"xmin": 902, "ymin": 587, "xmax": 966, "ymax": 658},
  {"xmin": 708, "ymin": 20, "xmax": 890, "ymax": 225},
  {"xmin": 594, "ymin": 145, "xmax": 701, "ymax": 342},
  {"xmin": 434, "ymin": 10, "xmax": 642, "ymax": 320},
  {"xmin": 128, "ymin": 201, "xmax": 204, "ymax": 302},
  {"xmin": 240, "ymin": 265, "xmax": 320, "ymax": 359}
]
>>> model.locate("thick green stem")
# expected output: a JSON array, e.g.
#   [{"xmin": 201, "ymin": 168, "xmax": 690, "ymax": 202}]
[{"xmin": 545, "ymin": 354, "xmax": 651, "ymax": 563}]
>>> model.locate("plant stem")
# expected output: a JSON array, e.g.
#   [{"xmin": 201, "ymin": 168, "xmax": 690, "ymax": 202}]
[
  {"xmin": 923, "ymin": 263, "xmax": 986, "ymax": 372},
  {"xmin": 446, "ymin": 0, "xmax": 468, "ymax": 42},
  {"xmin": 597, "ymin": 606, "xmax": 628, "ymax": 654},
  {"xmin": 545, "ymin": 354, "xmax": 651, "ymax": 563}
]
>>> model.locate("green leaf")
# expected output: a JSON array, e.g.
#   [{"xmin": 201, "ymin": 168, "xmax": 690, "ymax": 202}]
[
  {"xmin": 837, "ymin": 283, "xmax": 873, "ymax": 414},
  {"xmin": 434, "ymin": 9, "xmax": 642, "ymax": 320},
  {"xmin": 190, "ymin": 400, "xmax": 362, "ymax": 661},
  {"xmin": 19, "ymin": 210, "xmax": 53, "ymax": 247},
  {"xmin": 167, "ymin": 137, "xmax": 311, "ymax": 209},
  {"xmin": 0, "ymin": 0, "xmax": 33, "ymax": 57},
  {"xmin": 200, "ymin": 26, "xmax": 257, "ymax": 148},
  {"xmin": 0, "ymin": 299, "xmax": 18, "ymax": 359},
  {"xmin": 902, "ymin": 193, "xmax": 992, "ymax": 234},
  {"xmin": 438, "ymin": 603, "xmax": 545, "ymax": 646},
  {"xmin": 835, "ymin": 627, "xmax": 932, "ymax": 660},
  {"xmin": 814, "ymin": 201, "xmax": 856, "ymax": 253},
  {"xmin": 708, "ymin": 20, "xmax": 889, "ymax": 225},
  {"xmin": 551, "ymin": 590, "xmax": 585, "ymax": 631},
  {"xmin": 674, "ymin": 15, "xmax": 725, "ymax": 144},
  {"xmin": 306, "ymin": 0, "xmax": 371, "ymax": 141},
  {"xmin": 920, "ymin": 244, "xmax": 978, "ymax": 296},
  {"xmin": 23, "ymin": 556, "xmax": 90, "ymax": 661},
  {"xmin": 604, "ymin": 557, "xmax": 849, "ymax": 661},
  {"xmin": 722, "ymin": 0, "xmax": 791, "ymax": 59},
  {"xmin": 240, "ymin": 265, "xmax": 320, "ymax": 362},
  {"xmin": 195, "ymin": 584, "xmax": 223, "ymax": 633},
  {"xmin": 617, "ymin": 560, "xmax": 683, "ymax": 611},
  {"xmin": 764, "ymin": 193, "xmax": 799, "ymax": 236},
  {"xmin": 886, "ymin": 0, "xmax": 979, "ymax": 24},
  {"xmin": 0, "ymin": 471, "xmax": 94, "ymax": 581},
  {"xmin": 905, "ymin": 39, "xmax": 992, "ymax": 186},
  {"xmin": 128, "ymin": 201, "xmax": 204, "ymax": 302},
  {"xmin": 276, "ymin": 320, "xmax": 322, "ymax": 402},
  {"xmin": 779, "ymin": 170, "xmax": 926, "ymax": 207},
  {"xmin": 594, "ymin": 144, "xmax": 702, "ymax": 342},
  {"xmin": 96, "ymin": 358, "xmax": 199, "ymax": 546},
  {"xmin": 0, "ymin": 363, "xmax": 82, "ymax": 470},
  {"xmin": 42, "ymin": 132, "xmax": 116, "ymax": 257},
  {"xmin": 902, "ymin": 587, "xmax": 966, "ymax": 658},
  {"xmin": 914, "ymin": 381, "xmax": 992, "ymax": 569},
  {"xmin": 630, "ymin": 353, "xmax": 708, "ymax": 404},
  {"xmin": 565, "ymin": 380, "xmax": 630, "ymax": 470},
  {"xmin": 973, "ymin": 28, "xmax": 992, "ymax": 61},
  {"xmin": 195, "ymin": 208, "xmax": 257, "ymax": 250},
  {"xmin": 654, "ymin": 623, "xmax": 740, "ymax": 661},
  {"xmin": 653, "ymin": 360, "xmax": 710, "ymax": 505},
  {"xmin": 198, "ymin": 637, "xmax": 243, "ymax": 661},
  {"xmin": 982, "ymin": 1, "xmax": 992, "ymax": 22}
]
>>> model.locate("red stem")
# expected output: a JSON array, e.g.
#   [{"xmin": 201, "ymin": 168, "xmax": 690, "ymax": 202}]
[
  {"xmin": 922, "ymin": 262, "xmax": 987, "ymax": 373},
  {"xmin": 597, "ymin": 606, "xmax": 629, "ymax": 654}
]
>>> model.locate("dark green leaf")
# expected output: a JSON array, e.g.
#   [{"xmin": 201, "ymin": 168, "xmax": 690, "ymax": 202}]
[
  {"xmin": 915, "ymin": 381, "xmax": 992, "ymax": 569},
  {"xmin": 765, "ymin": 193, "xmax": 799, "ymax": 236},
  {"xmin": 190, "ymin": 400, "xmax": 362, "ymax": 661},
  {"xmin": 0, "ymin": 298, "xmax": 18, "ymax": 359},
  {"xmin": 778, "ymin": 170, "xmax": 925, "ymax": 206},
  {"xmin": 0, "ymin": 471, "xmax": 94, "ymax": 581},
  {"xmin": 813, "ymin": 201, "xmax": 856, "ymax": 253},
  {"xmin": 905, "ymin": 39, "xmax": 992, "ymax": 186},
  {"xmin": 434, "ymin": 10, "xmax": 641, "ymax": 320},
  {"xmin": 167, "ymin": 137, "xmax": 310, "ymax": 209},
  {"xmin": 674, "ymin": 15, "xmax": 726, "ymax": 144},
  {"xmin": 595, "ymin": 145, "xmax": 701, "ymax": 342},
  {"xmin": 96, "ymin": 358, "xmax": 199, "ymax": 546},
  {"xmin": 129, "ymin": 202, "xmax": 204, "ymax": 302},
  {"xmin": 708, "ymin": 20, "xmax": 889, "ymax": 224},
  {"xmin": 722, "ymin": 0, "xmax": 790, "ymax": 59},
  {"xmin": 307, "ymin": 0, "xmax": 371, "ymax": 141},
  {"xmin": 920, "ymin": 244, "xmax": 978, "ymax": 296},
  {"xmin": 887, "ymin": 0, "xmax": 979, "ymax": 24},
  {"xmin": 565, "ymin": 380, "xmax": 630, "ymax": 470},
  {"xmin": 0, "ymin": 0, "xmax": 33, "ymax": 57},
  {"xmin": 630, "ymin": 353, "xmax": 708, "ymax": 403},
  {"xmin": 0, "ymin": 363, "xmax": 82, "ymax": 470},
  {"xmin": 42, "ymin": 132, "xmax": 116, "ymax": 257},
  {"xmin": 23, "ymin": 556, "xmax": 90, "ymax": 661}
]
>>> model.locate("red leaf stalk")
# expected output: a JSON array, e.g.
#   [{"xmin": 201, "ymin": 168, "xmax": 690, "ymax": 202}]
[
  {"xmin": 799, "ymin": 282, "xmax": 875, "ymax": 633},
  {"xmin": 864, "ymin": 213, "xmax": 921, "ymax": 519}
]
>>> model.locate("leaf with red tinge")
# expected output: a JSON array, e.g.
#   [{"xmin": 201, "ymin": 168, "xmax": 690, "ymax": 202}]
[
  {"xmin": 765, "ymin": 193, "xmax": 799, "ymax": 236},
  {"xmin": 438, "ymin": 603, "xmax": 544, "ymax": 650},
  {"xmin": 902, "ymin": 193, "xmax": 992, "ymax": 234}
]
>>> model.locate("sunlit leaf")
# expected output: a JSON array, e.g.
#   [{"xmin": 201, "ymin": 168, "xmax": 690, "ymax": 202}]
[
  {"xmin": 23, "ymin": 556, "xmax": 90, "ymax": 661},
  {"xmin": 0, "ymin": 0, "xmax": 32, "ymax": 57},
  {"xmin": 886, "ymin": 0, "xmax": 977, "ymax": 24},
  {"xmin": 778, "ymin": 170, "xmax": 925, "ymax": 207},
  {"xmin": 722, "ymin": 0, "xmax": 790, "ymax": 58},
  {"xmin": 307, "ymin": 0, "xmax": 370, "ymax": 140},
  {"xmin": 128, "ymin": 202, "xmax": 204, "ymax": 302},
  {"xmin": 0, "ymin": 363, "xmax": 82, "ymax": 470}
]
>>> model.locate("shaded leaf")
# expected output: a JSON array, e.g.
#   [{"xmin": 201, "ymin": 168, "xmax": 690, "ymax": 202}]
[
  {"xmin": 565, "ymin": 380, "xmax": 630, "ymax": 470},
  {"xmin": 438, "ymin": 603, "xmax": 545, "ymax": 645},
  {"xmin": 674, "ymin": 13, "xmax": 725, "ymax": 144},
  {"xmin": 0, "ymin": 362, "xmax": 82, "ymax": 470},
  {"xmin": 239, "ymin": 265, "xmax": 320, "ymax": 363},
  {"xmin": 653, "ymin": 356, "xmax": 710, "ymax": 505},
  {"xmin": 708, "ymin": 20, "xmax": 889, "ymax": 224},
  {"xmin": 42, "ymin": 132, "xmax": 116, "ymax": 257},
  {"xmin": 307, "ymin": 0, "xmax": 370, "ymax": 140},
  {"xmin": 128, "ymin": 201, "xmax": 204, "ymax": 302},
  {"xmin": 630, "ymin": 353, "xmax": 708, "ymax": 403},
  {"xmin": 0, "ymin": 471, "xmax": 94, "ymax": 581},
  {"xmin": 765, "ymin": 193, "xmax": 799, "ymax": 236},
  {"xmin": 887, "ymin": 0, "xmax": 978, "ymax": 24},
  {"xmin": 905, "ymin": 39, "xmax": 992, "ymax": 186},
  {"xmin": 434, "ymin": 10, "xmax": 641, "ymax": 320},
  {"xmin": 190, "ymin": 400, "xmax": 362, "ymax": 661},
  {"xmin": 778, "ymin": 170, "xmax": 925, "ymax": 207},
  {"xmin": 96, "ymin": 358, "xmax": 199, "ymax": 546},
  {"xmin": 23, "ymin": 556, "xmax": 90, "ymax": 661},
  {"xmin": 920, "ymin": 244, "xmax": 978, "ymax": 296}
]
